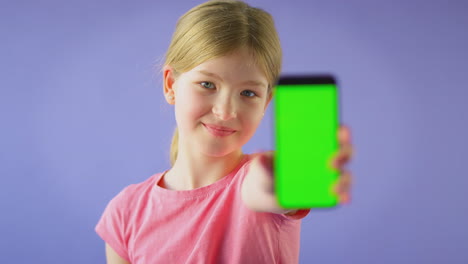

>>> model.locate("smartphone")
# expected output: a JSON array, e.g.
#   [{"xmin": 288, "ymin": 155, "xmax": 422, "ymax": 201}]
[{"xmin": 273, "ymin": 75, "xmax": 340, "ymax": 209}]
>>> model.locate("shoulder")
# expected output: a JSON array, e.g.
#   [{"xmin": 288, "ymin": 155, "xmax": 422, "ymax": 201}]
[
  {"xmin": 95, "ymin": 174, "xmax": 163, "ymax": 262},
  {"xmin": 107, "ymin": 173, "xmax": 162, "ymax": 214}
]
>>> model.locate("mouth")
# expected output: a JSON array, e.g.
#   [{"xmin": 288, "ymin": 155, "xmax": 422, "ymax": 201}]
[{"xmin": 202, "ymin": 123, "xmax": 237, "ymax": 137}]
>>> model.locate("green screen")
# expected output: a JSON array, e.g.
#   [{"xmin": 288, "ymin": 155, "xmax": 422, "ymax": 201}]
[{"xmin": 274, "ymin": 83, "xmax": 339, "ymax": 208}]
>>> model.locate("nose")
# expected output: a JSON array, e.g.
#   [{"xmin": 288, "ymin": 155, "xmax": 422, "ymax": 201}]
[{"xmin": 212, "ymin": 95, "xmax": 237, "ymax": 121}]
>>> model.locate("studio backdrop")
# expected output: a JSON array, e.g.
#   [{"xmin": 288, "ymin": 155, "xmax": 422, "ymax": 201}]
[{"xmin": 1, "ymin": 0, "xmax": 467, "ymax": 263}]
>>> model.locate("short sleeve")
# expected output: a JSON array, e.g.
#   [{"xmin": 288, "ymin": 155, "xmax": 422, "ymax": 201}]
[
  {"xmin": 281, "ymin": 209, "xmax": 311, "ymax": 220},
  {"xmin": 95, "ymin": 192, "xmax": 130, "ymax": 262}
]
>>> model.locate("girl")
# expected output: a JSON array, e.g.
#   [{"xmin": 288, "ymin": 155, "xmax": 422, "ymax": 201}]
[{"xmin": 96, "ymin": 1, "xmax": 354, "ymax": 263}]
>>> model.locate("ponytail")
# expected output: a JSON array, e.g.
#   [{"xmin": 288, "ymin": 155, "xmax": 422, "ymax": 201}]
[{"xmin": 170, "ymin": 127, "xmax": 179, "ymax": 165}]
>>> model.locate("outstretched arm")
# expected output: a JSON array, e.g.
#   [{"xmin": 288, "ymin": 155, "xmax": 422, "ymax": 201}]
[
  {"xmin": 241, "ymin": 125, "xmax": 354, "ymax": 214},
  {"xmin": 241, "ymin": 151, "xmax": 297, "ymax": 215}
]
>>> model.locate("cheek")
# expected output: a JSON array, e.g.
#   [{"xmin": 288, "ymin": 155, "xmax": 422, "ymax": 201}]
[
  {"xmin": 174, "ymin": 90, "xmax": 206, "ymax": 126},
  {"xmin": 240, "ymin": 105, "xmax": 264, "ymax": 132}
]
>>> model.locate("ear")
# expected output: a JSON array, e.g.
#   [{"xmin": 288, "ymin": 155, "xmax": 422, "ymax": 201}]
[{"xmin": 163, "ymin": 65, "xmax": 176, "ymax": 105}]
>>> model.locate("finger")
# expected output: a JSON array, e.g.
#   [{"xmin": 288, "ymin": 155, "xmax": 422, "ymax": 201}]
[
  {"xmin": 331, "ymin": 145, "xmax": 354, "ymax": 169},
  {"xmin": 334, "ymin": 181, "xmax": 352, "ymax": 197},
  {"xmin": 334, "ymin": 186, "xmax": 352, "ymax": 204},
  {"xmin": 333, "ymin": 145, "xmax": 354, "ymax": 168},
  {"xmin": 332, "ymin": 186, "xmax": 351, "ymax": 204},
  {"xmin": 339, "ymin": 193, "xmax": 351, "ymax": 204},
  {"xmin": 333, "ymin": 170, "xmax": 353, "ymax": 194},
  {"xmin": 338, "ymin": 124, "xmax": 352, "ymax": 146}
]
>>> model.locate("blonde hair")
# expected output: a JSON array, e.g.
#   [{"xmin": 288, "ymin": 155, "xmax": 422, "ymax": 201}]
[{"xmin": 165, "ymin": 0, "xmax": 282, "ymax": 165}]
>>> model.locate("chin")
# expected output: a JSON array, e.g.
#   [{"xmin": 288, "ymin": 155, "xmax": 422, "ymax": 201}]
[
  {"xmin": 201, "ymin": 149, "xmax": 234, "ymax": 158},
  {"xmin": 198, "ymin": 143, "xmax": 240, "ymax": 158}
]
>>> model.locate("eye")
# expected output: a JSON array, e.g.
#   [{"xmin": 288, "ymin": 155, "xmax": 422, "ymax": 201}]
[
  {"xmin": 241, "ymin": 90, "xmax": 257, "ymax": 97},
  {"xmin": 200, "ymin": 81, "xmax": 215, "ymax": 89}
]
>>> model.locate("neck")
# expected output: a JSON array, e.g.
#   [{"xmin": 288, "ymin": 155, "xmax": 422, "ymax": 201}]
[{"xmin": 162, "ymin": 145, "xmax": 244, "ymax": 191}]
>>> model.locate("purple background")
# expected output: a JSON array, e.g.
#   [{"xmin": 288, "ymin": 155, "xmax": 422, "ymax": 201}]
[{"xmin": 1, "ymin": 0, "xmax": 467, "ymax": 263}]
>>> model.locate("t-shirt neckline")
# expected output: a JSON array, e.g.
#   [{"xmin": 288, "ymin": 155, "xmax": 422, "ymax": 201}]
[{"xmin": 151, "ymin": 154, "xmax": 250, "ymax": 200}]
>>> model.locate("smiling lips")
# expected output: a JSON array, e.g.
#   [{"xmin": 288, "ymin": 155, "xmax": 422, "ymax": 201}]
[{"xmin": 203, "ymin": 123, "xmax": 236, "ymax": 137}]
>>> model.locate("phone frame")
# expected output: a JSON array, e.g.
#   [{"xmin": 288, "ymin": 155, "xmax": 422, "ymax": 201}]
[{"xmin": 273, "ymin": 74, "xmax": 342, "ymax": 209}]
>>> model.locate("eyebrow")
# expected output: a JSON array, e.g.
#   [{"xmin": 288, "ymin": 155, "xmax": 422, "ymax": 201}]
[{"xmin": 196, "ymin": 70, "xmax": 267, "ymax": 88}]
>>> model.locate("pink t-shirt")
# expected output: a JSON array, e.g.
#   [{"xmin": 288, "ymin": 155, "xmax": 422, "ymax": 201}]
[{"xmin": 95, "ymin": 154, "xmax": 310, "ymax": 263}]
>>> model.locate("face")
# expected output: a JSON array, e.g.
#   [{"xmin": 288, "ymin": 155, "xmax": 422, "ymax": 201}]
[{"xmin": 164, "ymin": 48, "xmax": 272, "ymax": 158}]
